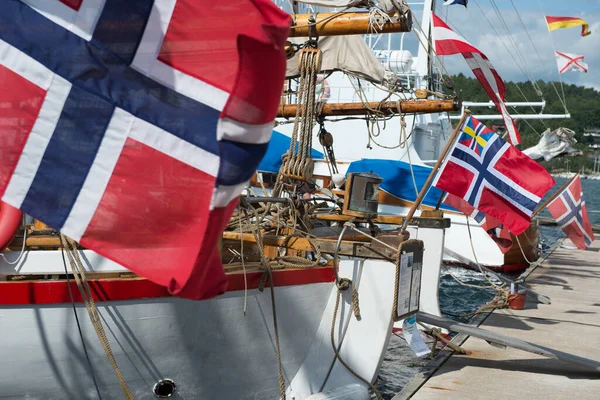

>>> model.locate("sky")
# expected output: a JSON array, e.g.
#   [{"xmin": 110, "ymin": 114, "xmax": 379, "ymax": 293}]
[{"xmin": 433, "ymin": 0, "xmax": 600, "ymax": 91}]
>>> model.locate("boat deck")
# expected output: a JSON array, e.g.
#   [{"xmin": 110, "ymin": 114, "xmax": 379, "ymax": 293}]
[{"xmin": 404, "ymin": 239, "xmax": 600, "ymax": 400}]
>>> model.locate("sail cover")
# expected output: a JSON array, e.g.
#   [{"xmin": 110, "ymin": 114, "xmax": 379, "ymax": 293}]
[
  {"xmin": 0, "ymin": 0, "xmax": 290, "ymax": 300},
  {"xmin": 286, "ymin": 36, "xmax": 390, "ymax": 83},
  {"xmin": 523, "ymin": 127, "xmax": 582, "ymax": 161}
]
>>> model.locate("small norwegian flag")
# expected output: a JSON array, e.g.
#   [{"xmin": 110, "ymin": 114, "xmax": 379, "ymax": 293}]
[
  {"xmin": 433, "ymin": 115, "xmax": 554, "ymax": 235},
  {"xmin": 547, "ymin": 176, "xmax": 595, "ymax": 249}
]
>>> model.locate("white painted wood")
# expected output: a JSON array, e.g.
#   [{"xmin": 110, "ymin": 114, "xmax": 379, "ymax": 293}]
[
  {"xmin": 287, "ymin": 258, "xmax": 396, "ymax": 399},
  {"xmin": 396, "ymin": 226, "xmax": 448, "ymax": 335},
  {"xmin": 0, "ymin": 258, "xmax": 398, "ymax": 399},
  {"xmin": 379, "ymin": 204, "xmax": 504, "ymax": 267},
  {"xmin": 412, "ymin": 227, "xmax": 444, "ymax": 318},
  {"xmin": 0, "ymin": 249, "xmax": 129, "ymax": 276}
]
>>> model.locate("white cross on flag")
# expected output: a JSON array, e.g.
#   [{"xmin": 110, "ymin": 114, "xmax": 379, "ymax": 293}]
[
  {"xmin": 432, "ymin": 12, "xmax": 521, "ymax": 145},
  {"xmin": 547, "ymin": 175, "xmax": 594, "ymax": 249},
  {"xmin": 555, "ymin": 51, "xmax": 588, "ymax": 74},
  {"xmin": 0, "ymin": 0, "xmax": 290, "ymax": 299}
]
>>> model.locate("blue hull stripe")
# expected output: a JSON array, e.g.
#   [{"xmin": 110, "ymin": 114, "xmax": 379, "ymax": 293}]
[
  {"xmin": 347, "ymin": 159, "xmax": 452, "ymax": 210},
  {"xmin": 20, "ymin": 86, "xmax": 115, "ymax": 230}
]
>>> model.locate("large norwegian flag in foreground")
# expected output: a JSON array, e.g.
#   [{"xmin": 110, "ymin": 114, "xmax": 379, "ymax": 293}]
[
  {"xmin": 0, "ymin": 0, "xmax": 290, "ymax": 299},
  {"xmin": 547, "ymin": 176, "xmax": 595, "ymax": 249},
  {"xmin": 433, "ymin": 116, "xmax": 554, "ymax": 235},
  {"xmin": 432, "ymin": 13, "xmax": 521, "ymax": 145}
]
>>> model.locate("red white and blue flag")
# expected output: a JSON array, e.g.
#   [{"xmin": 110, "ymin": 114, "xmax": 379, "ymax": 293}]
[
  {"xmin": 0, "ymin": 0, "xmax": 290, "ymax": 299},
  {"xmin": 547, "ymin": 176, "xmax": 595, "ymax": 249},
  {"xmin": 432, "ymin": 13, "xmax": 521, "ymax": 146},
  {"xmin": 433, "ymin": 116, "xmax": 554, "ymax": 235}
]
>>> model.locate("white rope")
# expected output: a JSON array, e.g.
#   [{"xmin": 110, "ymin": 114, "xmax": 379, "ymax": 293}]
[
  {"xmin": 238, "ymin": 204, "xmax": 249, "ymax": 316},
  {"xmin": 457, "ymin": 5, "xmax": 550, "ymax": 130},
  {"xmin": 508, "ymin": 0, "xmax": 567, "ymax": 112},
  {"xmin": 488, "ymin": 0, "xmax": 544, "ymax": 98},
  {"xmin": 514, "ymin": 234, "xmax": 534, "ymax": 265},
  {"xmin": 464, "ymin": 215, "xmax": 506, "ymax": 291},
  {"xmin": 0, "ymin": 215, "xmax": 27, "ymax": 265},
  {"xmin": 368, "ymin": 6, "xmax": 393, "ymax": 33},
  {"xmin": 400, "ymin": 114, "xmax": 420, "ymax": 201}
]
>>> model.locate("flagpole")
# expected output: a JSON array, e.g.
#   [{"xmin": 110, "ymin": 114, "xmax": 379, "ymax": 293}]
[
  {"xmin": 401, "ymin": 110, "xmax": 471, "ymax": 231},
  {"xmin": 531, "ymin": 170, "xmax": 581, "ymax": 218}
]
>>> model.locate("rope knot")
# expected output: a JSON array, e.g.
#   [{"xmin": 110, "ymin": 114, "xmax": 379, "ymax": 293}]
[
  {"xmin": 336, "ymin": 277, "xmax": 351, "ymax": 291},
  {"xmin": 335, "ymin": 278, "xmax": 361, "ymax": 320}
]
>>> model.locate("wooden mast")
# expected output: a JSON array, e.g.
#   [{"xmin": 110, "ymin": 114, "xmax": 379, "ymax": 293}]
[
  {"xmin": 289, "ymin": 12, "xmax": 411, "ymax": 37},
  {"xmin": 276, "ymin": 98, "xmax": 461, "ymax": 118}
]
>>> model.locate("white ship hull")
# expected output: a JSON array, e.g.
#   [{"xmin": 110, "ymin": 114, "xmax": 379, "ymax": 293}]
[{"xmin": 0, "ymin": 251, "xmax": 398, "ymax": 400}]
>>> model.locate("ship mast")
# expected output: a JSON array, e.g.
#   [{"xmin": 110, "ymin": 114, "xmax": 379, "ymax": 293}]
[{"xmin": 415, "ymin": 0, "xmax": 436, "ymax": 91}]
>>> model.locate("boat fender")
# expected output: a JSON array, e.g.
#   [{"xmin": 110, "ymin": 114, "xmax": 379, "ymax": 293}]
[
  {"xmin": 303, "ymin": 384, "xmax": 369, "ymax": 400},
  {"xmin": 0, "ymin": 201, "xmax": 22, "ymax": 250}
]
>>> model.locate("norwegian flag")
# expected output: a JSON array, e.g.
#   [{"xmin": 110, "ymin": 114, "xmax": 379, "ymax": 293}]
[
  {"xmin": 547, "ymin": 176, "xmax": 595, "ymax": 249},
  {"xmin": 443, "ymin": 192, "xmax": 513, "ymax": 253},
  {"xmin": 0, "ymin": 0, "xmax": 290, "ymax": 299},
  {"xmin": 433, "ymin": 116, "xmax": 554, "ymax": 235},
  {"xmin": 432, "ymin": 13, "xmax": 521, "ymax": 145}
]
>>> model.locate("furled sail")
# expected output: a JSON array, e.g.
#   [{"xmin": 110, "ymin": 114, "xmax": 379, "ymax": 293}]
[
  {"xmin": 286, "ymin": 36, "xmax": 395, "ymax": 84},
  {"xmin": 523, "ymin": 127, "xmax": 582, "ymax": 161}
]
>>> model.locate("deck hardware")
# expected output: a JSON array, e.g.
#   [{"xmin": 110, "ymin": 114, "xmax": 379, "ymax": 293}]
[{"xmin": 153, "ymin": 379, "xmax": 176, "ymax": 398}]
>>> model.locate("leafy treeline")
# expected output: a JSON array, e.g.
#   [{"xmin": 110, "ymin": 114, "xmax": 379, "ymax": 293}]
[{"xmin": 449, "ymin": 74, "xmax": 600, "ymax": 172}]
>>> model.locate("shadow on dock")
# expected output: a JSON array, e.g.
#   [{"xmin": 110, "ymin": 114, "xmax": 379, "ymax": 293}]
[{"xmin": 438, "ymin": 354, "xmax": 600, "ymax": 380}]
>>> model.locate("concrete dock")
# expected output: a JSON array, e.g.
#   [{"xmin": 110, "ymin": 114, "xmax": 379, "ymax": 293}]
[{"xmin": 405, "ymin": 239, "xmax": 600, "ymax": 399}]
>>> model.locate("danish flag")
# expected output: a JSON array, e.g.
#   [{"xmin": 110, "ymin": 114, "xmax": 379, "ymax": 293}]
[
  {"xmin": 433, "ymin": 116, "xmax": 554, "ymax": 235},
  {"xmin": 432, "ymin": 13, "xmax": 521, "ymax": 145},
  {"xmin": 0, "ymin": 0, "xmax": 290, "ymax": 299},
  {"xmin": 547, "ymin": 176, "xmax": 594, "ymax": 249}
]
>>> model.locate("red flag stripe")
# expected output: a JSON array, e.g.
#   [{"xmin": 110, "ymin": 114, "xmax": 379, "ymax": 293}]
[{"xmin": 432, "ymin": 12, "xmax": 521, "ymax": 145}]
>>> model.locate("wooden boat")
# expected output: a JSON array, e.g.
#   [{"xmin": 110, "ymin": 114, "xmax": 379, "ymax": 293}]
[{"xmin": 0, "ymin": 183, "xmax": 448, "ymax": 398}]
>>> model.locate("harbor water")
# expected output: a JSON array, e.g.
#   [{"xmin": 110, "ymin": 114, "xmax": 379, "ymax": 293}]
[{"xmin": 376, "ymin": 177, "xmax": 600, "ymax": 399}]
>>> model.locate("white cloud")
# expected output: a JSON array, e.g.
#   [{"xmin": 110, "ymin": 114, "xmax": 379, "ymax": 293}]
[{"xmin": 439, "ymin": 4, "xmax": 600, "ymax": 93}]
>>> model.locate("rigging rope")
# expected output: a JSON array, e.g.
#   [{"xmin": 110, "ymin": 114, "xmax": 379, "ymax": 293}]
[
  {"xmin": 60, "ymin": 234, "xmax": 135, "ymax": 400},
  {"xmin": 508, "ymin": 0, "xmax": 568, "ymax": 113},
  {"xmin": 281, "ymin": 47, "xmax": 321, "ymax": 183},
  {"xmin": 0, "ymin": 214, "xmax": 27, "ymax": 265},
  {"xmin": 535, "ymin": 0, "xmax": 568, "ymax": 112},
  {"xmin": 61, "ymin": 247, "xmax": 103, "ymax": 400},
  {"xmin": 410, "ymin": 10, "xmax": 455, "ymax": 87},
  {"xmin": 454, "ymin": 4, "xmax": 551, "ymax": 130},
  {"xmin": 488, "ymin": 0, "xmax": 544, "ymax": 98},
  {"xmin": 252, "ymin": 226, "xmax": 287, "ymax": 400}
]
